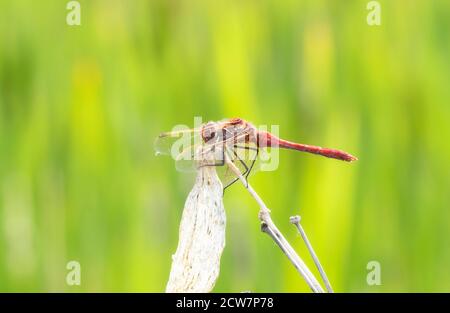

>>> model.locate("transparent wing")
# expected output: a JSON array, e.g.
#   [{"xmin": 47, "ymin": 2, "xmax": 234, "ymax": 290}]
[
  {"xmin": 154, "ymin": 127, "xmax": 205, "ymax": 172},
  {"xmin": 154, "ymin": 122, "xmax": 228, "ymax": 157},
  {"xmin": 154, "ymin": 127, "xmax": 201, "ymax": 155},
  {"xmin": 154, "ymin": 125, "xmax": 231, "ymax": 172}
]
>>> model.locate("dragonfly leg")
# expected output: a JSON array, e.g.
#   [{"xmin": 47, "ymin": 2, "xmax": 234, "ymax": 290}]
[
  {"xmin": 223, "ymin": 163, "xmax": 248, "ymax": 191},
  {"xmin": 223, "ymin": 145, "xmax": 258, "ymax": 191},
  {"xmin": 234, "ymin": 145, "xmax": 259, "ymax": 182}
]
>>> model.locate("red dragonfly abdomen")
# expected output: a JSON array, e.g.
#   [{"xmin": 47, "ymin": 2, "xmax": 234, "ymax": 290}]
[{"xmin": 257, "ymin": 131, "xmax": 357, "ymax": 162}]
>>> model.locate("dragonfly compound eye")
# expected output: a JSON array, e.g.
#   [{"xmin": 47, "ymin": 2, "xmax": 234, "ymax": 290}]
[{"xmin": 201, "ymin": 122, "xmax": 218, "ymax": 143}]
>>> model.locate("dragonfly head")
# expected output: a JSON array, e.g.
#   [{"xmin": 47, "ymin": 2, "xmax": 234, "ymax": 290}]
[{"xmin": 201, "ymin": 121, "xmax": 220, "ymax": 143}]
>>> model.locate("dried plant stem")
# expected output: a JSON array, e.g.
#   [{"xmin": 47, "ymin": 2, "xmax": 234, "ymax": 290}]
[
  {"xmin": 290, "ymin": 215, "xmax": 333, "ymax": 293},
  {"xmin": 166, "ymin": 164, "xmax": 226, "ymax": 292},
  {"xmin": 224, "ymin": 155, "xmax": 325, "ymax": 293}
]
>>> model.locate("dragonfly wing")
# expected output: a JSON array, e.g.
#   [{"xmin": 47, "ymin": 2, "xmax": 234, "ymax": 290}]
[
  {"xmin": 155, "ymin": 127, "xmax": 207, "ymax": 173},
  {"xmin": 154, "ymin": 127, "xmax": 202, "ymax": 156},
  {"xmin": 173, "ymin": 143, "xmax": 198, "ymax": 173}
]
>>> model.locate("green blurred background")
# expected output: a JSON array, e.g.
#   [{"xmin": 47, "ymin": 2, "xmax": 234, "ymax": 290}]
[{"xmin": 0, "ymin": 0, "xmax": 449, "ymax": 292}]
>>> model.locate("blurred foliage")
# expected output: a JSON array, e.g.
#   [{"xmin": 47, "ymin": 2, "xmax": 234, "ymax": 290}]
[{"xmin": 0, "ymin": 0, "xmax": 449, "ymax": 292}]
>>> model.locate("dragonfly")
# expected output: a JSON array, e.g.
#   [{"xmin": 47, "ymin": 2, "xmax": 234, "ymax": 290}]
[{"xmin": 155, "ymin": 118, "xmax": 357, "ymax": 191}]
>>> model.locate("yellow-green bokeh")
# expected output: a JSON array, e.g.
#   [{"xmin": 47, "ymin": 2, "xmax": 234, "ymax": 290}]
[{"xmin": 0, "ymin": 0, "xmax": 449, "ymax": 292}]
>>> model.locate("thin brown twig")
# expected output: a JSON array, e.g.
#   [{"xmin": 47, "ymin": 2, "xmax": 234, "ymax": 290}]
[
  {"xmin": 223, "ymin": 153, "xmax": 325, "ymax": 293},
  {"xmin": 290, "ymin": 215, "xmax": 333, "ymax": 293}
]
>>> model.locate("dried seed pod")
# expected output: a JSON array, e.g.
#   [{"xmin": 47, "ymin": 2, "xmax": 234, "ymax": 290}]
[{"xmin": 166, "ymin": 160, "xmax": 225, "ymax": 293}]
